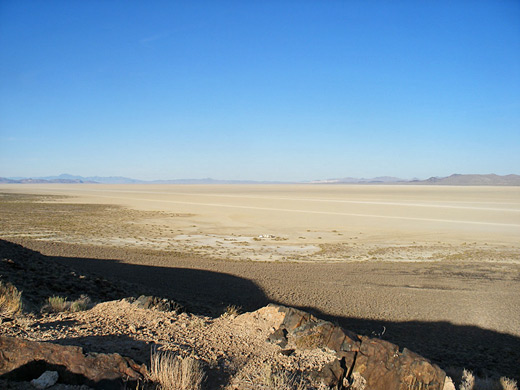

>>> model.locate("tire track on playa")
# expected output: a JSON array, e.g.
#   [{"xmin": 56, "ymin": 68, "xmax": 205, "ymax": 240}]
[{"xmin": 68, "ymin": 193, "xmax": 520, "ymax": 228}]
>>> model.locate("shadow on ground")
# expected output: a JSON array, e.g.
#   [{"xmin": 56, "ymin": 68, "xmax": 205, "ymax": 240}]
[
  {"xmin": 52, "ymin": 252, "xmax": 271, "ymax": 316},
  {"xmin": 1, "ymin": 239, "xmax": 519, "ymax": 381}
]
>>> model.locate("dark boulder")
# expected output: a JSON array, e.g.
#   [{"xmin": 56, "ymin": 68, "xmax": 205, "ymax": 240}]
[
  {"xmin": 0, "ymin": 337, "xmax": 146, "ymax": 389},
  {"xmin": 267, "ymin": 305, "xmax": 446, "ymax": 390},
  {"xmin": 131, "ymin": 295, "xmax": 184, "ymax": 313}
]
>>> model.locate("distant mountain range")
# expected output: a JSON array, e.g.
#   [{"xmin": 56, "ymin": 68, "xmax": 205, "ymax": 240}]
[
  {"xmin": 0, "ymin": 174, "xmax": 284, "ymax": 185},
  {"xmin": 412, "ymin": 173, "xmax": 520, "ymax": 186},
  {"xmin": 1, "ymin": 173, "xmax": 519, "ymax": 186},
  {"xmin": 310, "ymin": 174, "xmax": 520, "ymax": 186},
  {"xmin": 2, "ymin": 174, "xmax": 142, "ymax": 184}
]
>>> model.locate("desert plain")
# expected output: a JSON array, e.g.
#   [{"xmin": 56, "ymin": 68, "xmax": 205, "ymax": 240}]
[{"xmin": 1, "ymin": 183, "xmax": 519, "ymax": 381}]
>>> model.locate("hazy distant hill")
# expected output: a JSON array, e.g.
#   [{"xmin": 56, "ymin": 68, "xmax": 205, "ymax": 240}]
[
  {"xmin": 1, "ymin": 173, "xmax": 519, "ymax": 185},
  {"xmin": 1, "ymin": 174, "xmax": 282, "ymax": 185},
  {"xmin": 310, "ymin": 174, "xmax": 520, "ymax": 185},
  {"xmin": 414, "ymin": 174, "xmax": 520, "ymax": 186},
  {"xmin": 310, "ymin": 176, "xmax": 406, "ymax": 184},
  {"xmin": 0, "ymin": 177, "xmax": 18, "ymax": 183},
  {"xmin": 0, "ymin": 176, "xmax": 95, "ymax": 184},
  {"xmin": 38, "ymin": 174, "xmax": 141, "ymax": 184}
]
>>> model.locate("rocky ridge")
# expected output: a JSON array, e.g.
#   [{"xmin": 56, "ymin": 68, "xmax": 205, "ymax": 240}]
[{"xmin": 0, "ymin": 301, "xmax": 447, "ymax": 390}]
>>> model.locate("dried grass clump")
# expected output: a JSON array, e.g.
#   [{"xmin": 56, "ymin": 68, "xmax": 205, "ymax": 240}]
[
  {"xmin": 500, "ymin": 377, "xmax": 518, "ymax": 390},
  {"xmin": 460, "ymin": 369, "xmax": 476, "ymax": 390},
  {"xmin": 0, "ymin": 281, "xmax": 23, "ymax": 317},
  {"xmin": 149, "ymin": 350, "xmax": 205, "ymax": 390},
  {"xmin": 260, "ymin": 364, "xmax": 307, "ymax": 390},
  {"xmin": 43, "ymin": 295, "xmax": 90, "ymax": 313},
  {"xmin": 221, "ymin": 305, "xmax": 241, "ymax": 318},
  {"xmin": 45, "ymin": 296, "xmax": 68, "ymax": 312},
  {"xmin": 445, "ymin": 368, "xmax": 518, "ymax": 390},
  {"xmin": 70, "ymin": 295, "xmax": 91, "ymax": 312}
]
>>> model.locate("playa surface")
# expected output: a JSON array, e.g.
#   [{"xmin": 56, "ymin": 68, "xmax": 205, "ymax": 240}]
[{"xmin": 1, "ymin": 184, "xmax": 519, "ymax": 263}]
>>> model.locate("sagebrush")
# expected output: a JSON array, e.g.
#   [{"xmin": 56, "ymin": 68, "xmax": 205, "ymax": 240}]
[
  {"xmin": 43, "ymin": 295, "xmax": 90, "ymax": 313},
  {"xmin": 221, "ymin": 305, "xmax": 241, "ymax": 318},
  {"xmin": 149, "ymin": 350, "xmax": 205, "ymax": 390},
  {"xmin": 0, "ymin": 281, "xmax": 22, "ymax": 317}
]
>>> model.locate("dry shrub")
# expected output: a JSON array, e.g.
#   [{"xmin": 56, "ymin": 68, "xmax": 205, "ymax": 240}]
[
  {"xmin": 43, "ymin": 295, "xmax": 90, "ymax": 313},
  {"xmin": 261, "ymin": 364, "xmax": 307, "ymax": 390},
  {"xmin": 70, "ymin": 295, "xmax": 91, "ymax": 312},
  {"xmin": 44, "ymin": 296, "xmax": 68, "ymax": 313},
  {"xmin": 446, "ymin": 368, "xmax": 518, "ymax": 390},
  {"xmin": 460, "ymin": 369, "xmax": 475, "ymax": 390},
  {"xmin": 149, "ymin": 350, "xmax": 205, "ymax": 390},
  {"xmin": 500, "ymin": 378, "xmax": 518, "ymax": 390},
  {"xmin": 0, "ymin": 281, "xmax": 22, "ymax": 317},
  {"xmin": 221, "ymin": 305, "xmax": 241, "ymax": 318}
]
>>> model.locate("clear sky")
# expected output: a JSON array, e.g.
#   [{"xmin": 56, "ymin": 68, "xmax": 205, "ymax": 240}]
[{"xmin": 1, "ymin": 1, "xmax": 519, "ymax": 181}]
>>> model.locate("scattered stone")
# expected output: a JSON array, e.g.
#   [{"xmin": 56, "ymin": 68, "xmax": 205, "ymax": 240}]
[
  {"xmin": 30, "ymin": 371, "xmax": 58, "ymax": 389},
  {"xmin": 267, "ymin": 327, "xmax": 288, "ymax": 348}
]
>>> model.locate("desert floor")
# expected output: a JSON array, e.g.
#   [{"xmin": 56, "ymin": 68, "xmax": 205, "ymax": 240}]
[{"xmin": 1, "ymin": 184, "xmax": 519, "ymax": 378}]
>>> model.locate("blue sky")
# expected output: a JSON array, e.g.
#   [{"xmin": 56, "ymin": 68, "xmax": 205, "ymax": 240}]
[{"xmin": 1, "ymin": 1, "xmax": 519, "ymax": 181}]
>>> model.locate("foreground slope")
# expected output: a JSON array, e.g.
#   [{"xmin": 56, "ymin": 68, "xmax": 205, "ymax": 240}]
[{"xmin": 1, "ymin": 240, "xmax": 519, "ymax": 388}]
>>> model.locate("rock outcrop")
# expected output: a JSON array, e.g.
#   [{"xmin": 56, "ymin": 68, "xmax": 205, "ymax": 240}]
[
  {"xmin": 0, "ymin": 337, "xmax": 147, "ymax": 389},
  {"xmin": 267, "ymin": 304, "xmax": 447, "ymax": 390},
  {"xmin": 128, "ymin": 295, "xmax": 184, "ymax": 313}
]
